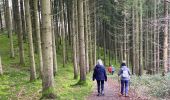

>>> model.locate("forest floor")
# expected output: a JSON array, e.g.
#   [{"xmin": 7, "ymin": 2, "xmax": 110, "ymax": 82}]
[{"xmin": 87, "ymin": 76, "xmax": 150, "ymax": 100}]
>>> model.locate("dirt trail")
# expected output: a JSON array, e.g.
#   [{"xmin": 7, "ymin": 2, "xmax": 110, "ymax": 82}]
[{"xmin": 87, "ymin": 77, "xmax": 148, "ymax": 100}]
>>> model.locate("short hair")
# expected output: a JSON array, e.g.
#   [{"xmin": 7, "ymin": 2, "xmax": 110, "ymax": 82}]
[
  {"xmin": 121, "ymin": 60, "xmax": 126, "ymax": 67},
  {"xmin": 97, "ymin": 59, "xmax": 103, "ymax": 65}
]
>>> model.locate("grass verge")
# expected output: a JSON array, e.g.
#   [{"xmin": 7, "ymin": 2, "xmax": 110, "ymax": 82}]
[{"xmin": 0, "ymin": 33, "xmax": 93, "ymax": 100}]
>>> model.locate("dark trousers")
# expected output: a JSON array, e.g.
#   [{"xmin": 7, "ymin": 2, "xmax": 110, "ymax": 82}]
[
  {"xmin": 112, "ymin": 71, "xmax": 114, "ymax": 75},
  {"xmin": 97, "ymin": 80, "xmax": 104, "ymax": 93},
  {"xmin": 121, "ymin": 80, "xmax": 129, "ymax": 95}
]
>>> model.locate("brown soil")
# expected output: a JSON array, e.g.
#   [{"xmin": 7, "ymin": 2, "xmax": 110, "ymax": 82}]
[{"xmin": 86, "ymin": 78, "xmax": 150, "ymax": 100}]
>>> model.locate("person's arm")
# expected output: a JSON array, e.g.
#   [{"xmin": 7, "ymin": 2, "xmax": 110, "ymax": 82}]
[
  {"xmin": 104, "ymin": 68, "xmax": 107, "ymax": 81},
  {"xmin": 93, "ymin": 68, "xmax": 96, "ymax": 81}
]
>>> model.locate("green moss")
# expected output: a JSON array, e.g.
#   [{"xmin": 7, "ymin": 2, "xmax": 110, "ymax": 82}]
[
  {"xmin": 0, "ymin": 33, "xmax": 94, "ymax": 100},
  {"xmin": 41, "ymin": 87, "xmax": 56, "ymax": 99}
]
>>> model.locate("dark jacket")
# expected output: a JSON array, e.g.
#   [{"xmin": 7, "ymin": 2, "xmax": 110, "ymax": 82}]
[{"xmin": 93, "ymin": 64, "xmax": 107, "ymax": 81}]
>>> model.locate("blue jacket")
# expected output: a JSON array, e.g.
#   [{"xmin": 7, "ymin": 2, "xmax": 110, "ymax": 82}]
[
  {"xmin": 93, "ymin": 64, "xmax": 107, "ymax": 81},
  {"xmin": 118, "ymin": 66, "xmax": 131, "ymax": 80}
]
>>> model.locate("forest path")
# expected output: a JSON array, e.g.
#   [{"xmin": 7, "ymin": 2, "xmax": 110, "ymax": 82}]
[{"xmin": 86, "ymin": 76, "xmax": 147, "ymax": 100}]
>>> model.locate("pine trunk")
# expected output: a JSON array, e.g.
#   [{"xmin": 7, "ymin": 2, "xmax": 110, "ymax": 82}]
[
  {"xmin": 78, "ymin": 0, "xmax": 86, "ymax": 82},
  {"xmin": 132, "ymin": 2, "xmax": 135, "ymax": 74},
  {"xmin": 123, "ymin": 8, "xmax": 127, "ymax": 61},
  {"xmin": 33, "ymin": 0, "xmax": 43, "ymax": 78},
  {"xmin": 93, "ymin": 0, "xmax": 97, "ymax": 65},
  {"xmin": 75, "ymin": 0, "xmax": 79, "ymax": 71},
  {"xmin": 12, "ymin": 0, "xmax": 17, "ymax": 33},
  {"xmin": 0, "ymin": 56, "xmax": 3, "ymax": 75},
  {"xmin": 0, "ymin": 10, "xmax": 3, "ymax": 31},
  {"xmin": 52, "ymin": 28, "xmax": 57, "ymax": 76},
  {"xmin": 15, "ymin": 0, "xmax": 25, "ymax": 65},
  {"xmin": 60, "ymin": 0, "xmax": 66, "ymax": 67},
  {"xmin": 163, "ymin": 0, "xmax": 168, "ymax": 75},
  {"xmin": 24, "ymin": 0, "xmax": 36, "ymax": 81},
  {"xmin": 139, "ymin": 0, "xmax": 143, "ymax": 76},
  {"xmin": 103, "ymin": 22, "xmax": 106, "ymax": 65},
  {"xmin": 51, "ymin": 0, "xmax": 57, "ymax": 76},
  {"xmin": 3, "ymin": 0, "xmax": 7, "ymax": 30},
  {"xmin": 20, "ymin": 0, "xmax": 27, "ymax": 42},
  {"xmin": 72, "ymin": 0, "xmax": 78, "ymax": 79},
  {"xmin": 153, "ymin": 0, "xmax": 157, "ymax": 74},
  {"xmin": 145, "ymin": 7, "xmax": 149, "ymax": 72},
  {"xmin": 84, "ymin": 0, "xmax": 89, "ymax": 73},
  {"xmin": 135, "ymin": 0, "xmax": 139, "ymax": 75},
  {"xmin": 5, "ymin": 0, "xmax": 14, "ymax": 58},
  {"xmin": 88, "ymin": 0, "xmax": 93, "ymax": 71},
  {"xmin": 41, "ymin": 0, "xmax": 55, "ymax": 98}
]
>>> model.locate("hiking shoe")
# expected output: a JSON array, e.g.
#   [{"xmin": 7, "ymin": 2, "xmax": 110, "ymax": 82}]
[
  {"xmin": 97, "ymin": 93, "xmax": 100, "ymax": 96},
  {"xmin": 118, "ymin": 93, "xmax": 123, "ymax": 97},
  {"xmin": 101, "ymin": 91, "xmax": 104, "ymax": 96},
  {"xmin": 125, "ymin": 94, "xmax": 129, "ymax": 97}
]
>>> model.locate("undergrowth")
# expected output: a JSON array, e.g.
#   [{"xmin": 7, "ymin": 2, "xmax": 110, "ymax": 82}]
[
  {"xmin": 131, "ymin": 73, "xmax": 170, "ymax": 99},
  {"xmin": 0, "ymin": 33, "xmax": 93, "ymax": 100}
]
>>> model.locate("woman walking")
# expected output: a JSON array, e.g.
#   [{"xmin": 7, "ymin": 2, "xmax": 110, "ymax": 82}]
[
  {"xmin": 118, "ymin": 61, "xmax": 131, "ymax": 97},
  {"xmin": 93, "ymin": 59, "xmax": 107, "ymax": 96}
]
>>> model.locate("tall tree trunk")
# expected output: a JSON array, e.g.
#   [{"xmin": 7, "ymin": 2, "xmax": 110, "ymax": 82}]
[
  {"xmin": 60, "ymin": 0, "xmax": 66, "ymax": 67},
  {"xmin": 132, "ymin": 2, "xmax": 135, "ymax": 74},
  {"xmin": 12, "ymin": 0, "xmax": 17, "ymax": 33},
  {"xmin": 157, "ymin": 3, "xmax": 160, "ymax": 73},
  {"xmin": 157, "ymin": 23, "xmax": 160, "ymax": 73},
  {"xmin": 97, "ymin": 16, "xmax": 101, "ymax": 60},
  {"xmin": 93, "ymin": 0, "xmax": 97, "ymax": 65},
  {"xmin": 0, "ymin": 10, "xmax": 3, "ymax": 31},
  {"xmin": 33, "ymin": 0, "xmax": 43, "ymax": 78},
  {"xmin": 163, "ymin": 0, "xmax": 168, "ymax": 75},
  {"xmin": 88, "ymin": 0, "xmax": 93, "ymax": 71},
  {"xmin": 5, "ymin": 0, "xmax": 14, "ymax": 58},
  {"xmin": 20, "ymin": 0, "xmax": 27, "ymax": 42},
  {"xmin": 51, "ymin": 0, "xmax": 57, "ymax": 76},
  {"xmin": 145, "ymin": 7, "xmax": 149, "ymax": 72},
  {"xmin": 75, "ymin": 0, "xmax": 79, "ymax": 72},
  {"xmin": 123, "ymin": 8, "xmax": 127, "ymax": 61},
  {"xmin": 30, "ymin": 0, "xmax": 38, "ymax": 54},
  {"xmin": 149, "ymin": 18, "xmax": 153, "ymax": 75},
  {"xmin": 135, "ymin": 0, "xmax": 139, "ymax": 75},
  {"xmin": 108, "ymin": 30, "xmax": 111, "ymax": 65},
  {"xmin": 14, "ymin": 0, "xmax": 25, "ymax": 65},
  {"xmin": 114, "ymin": 29, "xmax": 118, "ymax": 65},
  {"xmin": 153, "ymin": 0, "xmax": 157, "ymax": 74},
  {"xmin": 41, "ymin": 0, "xmax": 55, "ymax": 98},
  {"xmin": 24, "ymin": 0, "xmax": 36, "ymax": 81},
  {"xmin": 63, "ymin": 1, "xmax": 69, "ymax": 63},
  {"xmin": 3, "ymin": 0, "xmax": 7, "ymax": 30},
  {"xmin": 139, "ymin": 0, "xmax": 143, "ymax": 76},
  {"xmin": 84, "ymin": 0, "xmax": 89, "ymax": 73},
  {"xmin": 72, "ymin": 0, "xmax": 78, "ymax": 79},
  {"xmin": 66, "ymin": 0, "xmax": 71, "ymax": 46},
  {"xmin": 52, "ymin": 28, "xmax": 57, "ymax": 76},
  {"xmin": 103, "ymin": 21, "xmax": 106, "ymax": 65},
  {"xmin": 78, "ymin": 0, "xmax": 86, "ymax": 82},
  {"xmin": 0, "ymin": 56, "xmax": 3, "ymax": 75}
]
